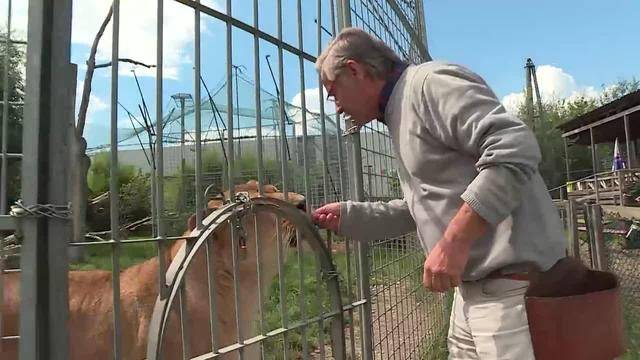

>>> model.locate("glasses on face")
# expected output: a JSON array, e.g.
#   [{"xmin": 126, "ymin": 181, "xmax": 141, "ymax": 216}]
[{"xmin": 325, "ymin": 82, "xmax": 336, "ymax": 103}]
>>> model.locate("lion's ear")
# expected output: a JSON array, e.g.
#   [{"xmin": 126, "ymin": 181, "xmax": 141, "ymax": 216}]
[{"xmin": 186, "ymin": 207, "xmax": 215, "ymax": 232}]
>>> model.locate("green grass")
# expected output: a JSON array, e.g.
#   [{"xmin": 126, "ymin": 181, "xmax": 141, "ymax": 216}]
[
  {"xmin": 261, "ymin": 251, "xmax": 355, "ymax": 359},
  {"xmin": 622, "ymin": 302, "xmax": 640, "ymax": 359}
]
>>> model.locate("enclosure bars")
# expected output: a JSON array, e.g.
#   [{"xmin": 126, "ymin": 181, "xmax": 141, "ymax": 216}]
[
  {"xmin": 0, "ymin": 0, "xmax": 15, "ymax": 351},
  {"xmin": 19, "ymin": 0, "xmax": 73, "ymax": 358},
  {"xmin": 336, "ymin": 1, "xmax": 375, "ymax": 358},
  {"xmin": 0, "ymin": 0, "xmax": 12, "ymax": 216}
]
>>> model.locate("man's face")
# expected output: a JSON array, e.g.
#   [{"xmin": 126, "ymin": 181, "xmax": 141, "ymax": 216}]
[{"xmin": 322, "ymin": 61, "xmax": 379, "ymax": 126}]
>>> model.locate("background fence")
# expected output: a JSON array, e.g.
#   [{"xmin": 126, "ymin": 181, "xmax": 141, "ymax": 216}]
[{"xmin": 559, "ymin": 200, "xmax": 640, "ymax": 358}]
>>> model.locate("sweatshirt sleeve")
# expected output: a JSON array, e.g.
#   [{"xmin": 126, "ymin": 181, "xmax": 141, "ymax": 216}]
[
  {"xmin": 419, "ymin": 63, "xmax": 542, "ymax": 226},
  {"xmin": 338, "ymin": 198, "xmax": 416, "ymax": 240}
]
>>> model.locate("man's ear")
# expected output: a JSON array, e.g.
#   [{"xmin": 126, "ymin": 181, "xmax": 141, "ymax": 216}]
[{"xmin": 345, "ymin": 59, "xmax": 362, "ymax": 78}]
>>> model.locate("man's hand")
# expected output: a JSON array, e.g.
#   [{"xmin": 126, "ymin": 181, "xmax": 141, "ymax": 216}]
[
  {"xmin": 423, "ymin": 237, "xmax": 470, "ymax": 292},
  {"xmin": 311, "ymin": 202, "xmax": 341, "ymax": 233},
  {"xmin": 423, "ymin": 202, "xmax": 488, "ymax": 292}
]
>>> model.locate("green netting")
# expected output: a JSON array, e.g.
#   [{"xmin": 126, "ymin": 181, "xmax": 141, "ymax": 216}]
[{"xmin": 115, "ymin": 73, "xmax": 339, "ymax": 148}]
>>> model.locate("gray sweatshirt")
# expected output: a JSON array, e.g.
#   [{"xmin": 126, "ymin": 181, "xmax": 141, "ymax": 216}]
[{"xmin": 339, "ymin": 61, "xmax": 566, "ymax": 281}]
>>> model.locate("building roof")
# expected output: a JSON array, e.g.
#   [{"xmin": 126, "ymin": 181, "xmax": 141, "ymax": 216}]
[{"xmin": 558, "ymin": 90, "xmax": 640, "ymax": 145}]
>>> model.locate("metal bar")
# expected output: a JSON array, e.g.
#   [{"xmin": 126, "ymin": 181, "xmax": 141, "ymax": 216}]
[
  {"xmin": 317, "ymin": 1, "xmax": 330, "ymax": 208},
  {"xmin": 179, "ymin": 285, "xmax": 191, "ymax": 359},
  {"xmin": 253, "ymin": 0, "xmax": 264, "ymax": 196},
  {"xmin": 205, "ymin": 240, "xmax": 219, "ymax": 353},
  {"xmin": 349, "ymin": 101, "xmax": 374, "ymax": 359},
  {"xmin": 226, "ymin": 0, "xmax": 234, "ymax": 198},
  {"xmin": 174, "ymin": 0, "xmax": 316, "ymax": 63},
  {"xmin": 0, "ymin": 0, "xmax": 11, "ymax": 215},
  {"xmin": 0, "ymin": 153, "xmax": 23, "ymax": 158},
  {"xmin": 109, "ymin": 1, "xmax": 123, "ymax": 358},
  {"xmin": 156, "ymin": 0, "xmax": 168, "ymax": 302},
  {"xmin": 20, "ymin": 0, "xmax": 73, "ymax": 357},
  {"xmin": 275, "ymin": 215, "xmax": 289, "ymax": 358},
  {"xmin": 295, "ymin": 228, "xmax": 309, "ymax": 358},
  {"xmin": 624, "ymin": 114, "xmax": 633, "ymax": 168},
  {"xmin": 276, "ymin": 0, "xmax": 288, "ymax": 200},
  {"xmin": 562, "ymin": 104, "xmax": 640, "ymax": 138},
  {"xmin": 195, "ymin": 0, "xmax": 204, "ymax": 228},
  {"xmin": 229, "ymin": 217, "xmax": 245, "ymax": 359},
  {"xmin": 252, "ymin": 212, "xmax": 265, "ymax": 358},
  {"xmin": 315, "ymin": 261, "xmax": 326, "ymax": 359}
]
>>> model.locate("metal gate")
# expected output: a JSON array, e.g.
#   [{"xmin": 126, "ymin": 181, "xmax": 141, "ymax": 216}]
[{"xmin": 1, "ymin": 0, "xmax": 448, "ymax": 359}]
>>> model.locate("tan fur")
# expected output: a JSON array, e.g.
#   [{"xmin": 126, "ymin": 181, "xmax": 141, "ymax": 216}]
[{"xmin": 1, "ymin": 180, "xmax": 305, "ymax": 359}]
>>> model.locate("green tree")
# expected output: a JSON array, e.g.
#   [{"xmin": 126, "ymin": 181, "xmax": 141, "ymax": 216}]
[
  {"xmin": 0, "ymin": 32, "xmax": 25, "ymax": 209},
  {"xmin": 87, "ymin": 152, "xmax": 137, "ymax": 195},
  {"xmin": 519, "ymin": 79, "xmax": 638, "ymax": 189}
]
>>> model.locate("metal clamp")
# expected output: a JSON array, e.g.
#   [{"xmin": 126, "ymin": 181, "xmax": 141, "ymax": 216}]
[
  {"xmin": 231, "ymin": 208, "xmax": 249, "ymax": 260},
  {"xmin": 9, "ymin": 200, "xmax": 72, "ymax": 220},
  {"xmin": 342, "ymin": 124, "xmax": 361, "ymax": 137}
]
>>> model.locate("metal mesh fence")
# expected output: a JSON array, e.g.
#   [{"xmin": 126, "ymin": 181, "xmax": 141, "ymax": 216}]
[
  {"xmin": 1, "ymin": 0, "xmax": 446, "ymax": 358},
  {"xmin": 560, "ymin": 202, "xmax": 640, "ymax": 358}
]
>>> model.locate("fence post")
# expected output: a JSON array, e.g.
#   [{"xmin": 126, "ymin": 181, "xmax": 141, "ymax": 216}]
[
  {"xmin": 567, "ymin": 200, "xmax": 580, "ymax": 259},
  {"xmin": 618, "ymin": 170, "xmax": 625, "ymax": 206},
  {"xmin": 21, "ymin": 0, "xmax": 73, "ymax": 358},
  {"xmin": 591, "ymin": 204, "xmax": 608, "ymax": 270},
  {"xmin": 586, "ymin": 204, "xmax": 608, "ymax": 270}
]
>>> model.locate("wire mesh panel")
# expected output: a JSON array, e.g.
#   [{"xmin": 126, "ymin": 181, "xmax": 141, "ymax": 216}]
[
  {"xmin": 345, "ymin": 1, "xmax": 449, "ymax": 359},
  {"xmin": 559, "ymin": 201, "xmax": 640, "ymax": 358}
]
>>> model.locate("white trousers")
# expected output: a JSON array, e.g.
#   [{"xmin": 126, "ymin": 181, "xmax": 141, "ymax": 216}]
[{"xmin": 447, "ymin": 278, "xmax": 535, "ymax": 360}]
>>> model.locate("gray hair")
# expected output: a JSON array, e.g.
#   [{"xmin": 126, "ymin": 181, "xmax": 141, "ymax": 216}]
[{"xmin": 316, "ymin": 27, "xmax": 402, "ymax": 81}]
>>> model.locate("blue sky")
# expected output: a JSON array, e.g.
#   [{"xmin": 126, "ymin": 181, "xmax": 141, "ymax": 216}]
[
  {"xmin": 4, "ymin": 0, "xmax": 640, "ymax": 149},
  {"xmin": 425, "ymin": 0, "xmax": 640, "ymax": 109}
]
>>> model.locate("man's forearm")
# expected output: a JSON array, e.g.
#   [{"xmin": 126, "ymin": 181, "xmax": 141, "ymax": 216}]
[{"xmin": 441, "ymin": 202, "xmax": 489, "ymax": 248}]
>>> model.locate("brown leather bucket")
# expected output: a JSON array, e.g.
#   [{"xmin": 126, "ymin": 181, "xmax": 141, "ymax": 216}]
[{"xmin": 525, "ymin": 257, "xmax": 625, "ymax": 360}]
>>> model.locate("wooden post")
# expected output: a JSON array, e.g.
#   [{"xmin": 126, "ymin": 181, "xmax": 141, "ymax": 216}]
[
  {"xmin": 567, "ymin": 200, "xmax": 580, "ymax": 259},
  {"xmin": 618, "ymin": 170, "xmax": 625, "ymax": 206},
  {"xmin": 586, "ymin": 204, "xmax": 608, "ymax": 270},
  {"xmin": 624, "ymin": 114, "xmax": 634, "ymax": 168},
  {"xmin": 590, "ymin": 128, "xmax": 600, "ymax": 203}
]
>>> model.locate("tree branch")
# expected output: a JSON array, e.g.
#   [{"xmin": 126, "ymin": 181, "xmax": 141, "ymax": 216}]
[
  {"xmin": 76, "ymin": 4, "xmax": 113, "ymax": 137},
  {"xmin": 95, "ymin": 58, "xmax": 156, "ymax": 69}
]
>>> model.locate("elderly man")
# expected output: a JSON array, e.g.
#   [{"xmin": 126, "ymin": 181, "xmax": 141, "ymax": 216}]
[{"xmin": 311, "ymin": 27, "xmax": 566, "ymax": 359}]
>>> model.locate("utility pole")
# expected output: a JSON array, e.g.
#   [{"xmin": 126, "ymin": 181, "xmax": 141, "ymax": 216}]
[{"xmin": 524, "ymin": 58, "xmax": 544, "ymax": 131}]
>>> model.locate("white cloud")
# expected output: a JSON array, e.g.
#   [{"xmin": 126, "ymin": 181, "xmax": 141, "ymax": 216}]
[
  {"xmin": 0, "ymin": 0, "xmax": 28, "ymax": 38},
  {"xmin": 501, "ymin": 65, "xmax": 600, "ymax": 113},
  {"xmin": 71, "ymin": 0, "xmax": 221, "ymax": 79},
  {"xmin": 291, "ymin": 87, "xmax": 336, "ymax": 115},
  {"xmin": 290, "ymin": 87, "xmax": 337, "ymax": 136}
]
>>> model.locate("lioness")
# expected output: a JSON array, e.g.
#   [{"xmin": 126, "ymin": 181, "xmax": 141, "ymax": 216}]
[{"xmin": 1, "ymin": 180, "xmax": 306, "ymax": 359}]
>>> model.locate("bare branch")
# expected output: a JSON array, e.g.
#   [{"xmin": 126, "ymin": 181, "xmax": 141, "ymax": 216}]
[
  {"xmin": 76, "ymin": 4, "xmax": 113, "ymax": 137},
  {"xmin": 95, "ymin": 58, "xmax": 156, "ymax": 69}
]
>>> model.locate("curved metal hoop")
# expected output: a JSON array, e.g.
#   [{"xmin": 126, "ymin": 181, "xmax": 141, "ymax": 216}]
[{"xmin": 146, "ymin": 198, "xmax": 346, "ymax": 359}]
